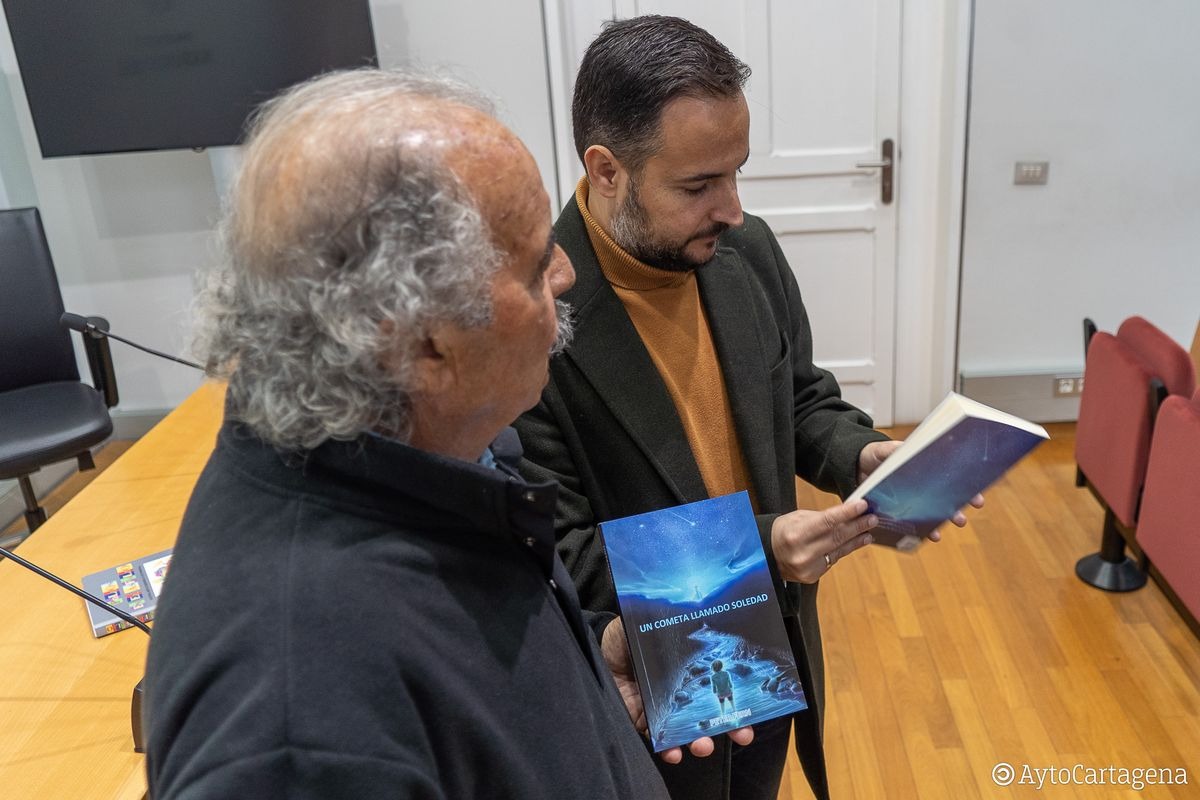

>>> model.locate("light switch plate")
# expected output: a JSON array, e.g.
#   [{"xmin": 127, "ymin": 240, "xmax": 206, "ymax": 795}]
[{"xmin": 1014, "ymin": 161, "xmax": 1050, "ymax": 185}]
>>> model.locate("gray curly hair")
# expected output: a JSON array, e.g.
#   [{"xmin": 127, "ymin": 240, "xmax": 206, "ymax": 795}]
[{"xmin": 193, "ymin": 69, "xmax": 504, "ymax": 450}]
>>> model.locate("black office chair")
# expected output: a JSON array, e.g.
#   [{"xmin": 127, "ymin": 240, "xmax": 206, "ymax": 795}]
[{"xmin": 0, "ymin": 207, "xmax": 118, "ymax": 547}]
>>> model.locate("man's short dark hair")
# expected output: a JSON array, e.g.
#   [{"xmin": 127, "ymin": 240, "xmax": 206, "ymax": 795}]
[{"xmin": 571, "ymin": 15, "xmax": 750, "ymax": 172}]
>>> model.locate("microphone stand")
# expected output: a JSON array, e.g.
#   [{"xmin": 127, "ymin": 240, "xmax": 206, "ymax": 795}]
[
  {"xmin": 60, "ymin": 312, "xmax": 203, "ymax": 371},
  {"xmin": 15, "ymin": 311, "xmax": 205, "ymax": 755},
  {"xmin": 2, "ymin": 506, "xmax": 152, "ymax": 753}
]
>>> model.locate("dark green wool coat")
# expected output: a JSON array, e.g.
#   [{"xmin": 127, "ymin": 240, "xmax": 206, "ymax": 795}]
[{"xmin": 515, "ymin": 200, "xmax": 888, "ymax": 800}]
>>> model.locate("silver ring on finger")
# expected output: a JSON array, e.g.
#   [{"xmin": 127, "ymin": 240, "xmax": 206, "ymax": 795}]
[{"xmin": 823, "ymin": 552, "xmax": 833, "ymax": 570}]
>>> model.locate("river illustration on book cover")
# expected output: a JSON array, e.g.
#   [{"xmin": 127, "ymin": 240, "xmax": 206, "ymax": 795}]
[{"xmin": 600, "ymin": 491, "xmax": 808, "ymax": 752}]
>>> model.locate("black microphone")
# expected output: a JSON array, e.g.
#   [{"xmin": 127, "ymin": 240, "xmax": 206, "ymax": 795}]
[
  {"xmin": 60, "ymin": 311, "xmax": 204, "ymax": 371},
  {"xmin": 52, "ymin": 311, "xmax": 199, "ymax": 752},
  {"xmin": 0, "ymin": 546, "xmax": 149, "ymax": 752}
]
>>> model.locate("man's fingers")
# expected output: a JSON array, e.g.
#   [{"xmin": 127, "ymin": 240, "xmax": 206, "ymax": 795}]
[
  {"xmin": 950, "ymin": 494, "xmax": 984, "ymax": 526},
  {"xmin": 831, "ymin": 510, "xmax": 878, "ymax": 551},
  {"xmin": 821, "ymin": 499, "xmax": 869, "ymax": 530},
  {"xmin": 773, "ymin": 501, "xmax": 879, "ymax": 583},
  {"xmin": 727, "ymin": 726, "xmax": 754, "ymax": 746},
  {"xmin": 823, "ymin": 501, "xmax": 874, "ymax": 550},
  {"xmin": 830, "ymin": 531, "xmax": 873, "ymax": 564},
  {"xmin": 662, "ymin": 729, "xmax": 751, "ymax": 764}
]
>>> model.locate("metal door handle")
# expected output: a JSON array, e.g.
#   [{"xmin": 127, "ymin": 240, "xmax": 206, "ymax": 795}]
[{"xmin": 855, "ymin": 139, "xmax": 893, "ymax": 205}]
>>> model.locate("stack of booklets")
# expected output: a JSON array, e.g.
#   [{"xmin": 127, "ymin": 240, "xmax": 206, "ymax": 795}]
[{"xmin": 80, "ymin": 549, "xmax": 173, "ymax": 637}]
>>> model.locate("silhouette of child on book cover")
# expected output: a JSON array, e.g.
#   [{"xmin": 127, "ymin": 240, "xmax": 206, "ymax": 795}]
[{"xmin": 711, "ymin": 660, "xmax": 734, "ymax": 712}]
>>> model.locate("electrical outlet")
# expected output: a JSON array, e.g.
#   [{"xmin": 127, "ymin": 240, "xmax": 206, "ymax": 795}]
[{"xmin": 1052, "ymin": 375, "xmax": 1084, "ymax": 398}]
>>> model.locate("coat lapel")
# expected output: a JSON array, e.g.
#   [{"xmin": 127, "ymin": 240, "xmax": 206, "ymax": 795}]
[
  {"xmin": 697, "ymin": 247, "xmax": 782, "ymax": 508},
  {"xmin": 556, "ymin": 203, "xmax": 708, "ymax": 505}
]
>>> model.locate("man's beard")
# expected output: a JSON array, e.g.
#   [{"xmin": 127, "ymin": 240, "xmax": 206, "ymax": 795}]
[
  {"xmin": 609, "ymin": 176, "xmax": 729, "ymax": 272},
  {"xmin": 550, "ymin": 299, "xmax": 575, "ymax": 355}
]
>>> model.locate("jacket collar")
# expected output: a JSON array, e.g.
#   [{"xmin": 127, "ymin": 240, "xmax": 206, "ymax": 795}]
[
  {"xmin": 554, "ymin": 199, "xmax": 781, "ymax": 508},
  {"xmin": 214, "ymin": 419, "xmax": 561, "ymax": 573}
]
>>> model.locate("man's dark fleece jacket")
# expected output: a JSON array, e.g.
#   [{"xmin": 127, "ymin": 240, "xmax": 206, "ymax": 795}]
[{"xmin": 143, "ymin": 420, "xmax": 669, "ymax": 800}]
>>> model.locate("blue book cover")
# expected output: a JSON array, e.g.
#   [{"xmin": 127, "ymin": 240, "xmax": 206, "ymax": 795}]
[
  {"xmin": 848, "ymin": 392, "xmax": 1049, "ymax": 551},
  {"xmin": 599, "ymin": 491, "xmax": 808, "ymax": 752}
]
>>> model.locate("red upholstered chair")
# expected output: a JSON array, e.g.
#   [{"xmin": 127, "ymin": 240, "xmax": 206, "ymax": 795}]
[
  {"xmin": 1074, "ymin": 316, "xmax": 1196, "ymax": 591},
  {"xmin": 1137, "ymin": 389, "xmax": 1200, "ymax": 634}
]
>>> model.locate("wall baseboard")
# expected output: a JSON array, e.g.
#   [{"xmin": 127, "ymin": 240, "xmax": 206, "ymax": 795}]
[
  {"xmin": 959, "ymin": 369, "xmax": 1083, "ymax": 423},
  {"xmin": 0, "ymin": 407, "xmax": 169, "ymax": 533},
  {"xmin": 111, "ymin": 408, "xmax": 170, "ymax": 440}
]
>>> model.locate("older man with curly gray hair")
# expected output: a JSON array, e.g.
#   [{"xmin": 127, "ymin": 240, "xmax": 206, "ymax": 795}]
[{"xmin": 141, "ymin": 69, "xmax": 681, "ymax": 799}]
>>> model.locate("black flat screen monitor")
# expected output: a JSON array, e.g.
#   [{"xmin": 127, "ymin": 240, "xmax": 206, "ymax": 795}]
[{"xmin": 1, "ymin": 0, "xmax": 377, "ymax": 158}]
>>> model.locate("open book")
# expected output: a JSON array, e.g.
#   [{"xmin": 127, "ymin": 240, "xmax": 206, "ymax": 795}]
[{"xmin": 848, "ymin": 392, "xmax": 1049, "ymax": 551}]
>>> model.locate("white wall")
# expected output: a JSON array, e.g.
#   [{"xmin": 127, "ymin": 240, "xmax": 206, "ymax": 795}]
[
  {"xmin": 0, "ymin": 1, "xmax": 558, "ymax": 416},
  {"xmin": 958, "ymin": 0, "xmax": 1200, "ymax": 378},
  {"xmin": 0, "ymin": 66, "xmax": 34, "ymax": 207},
  {"xmin": 370, "ymin": 0, "xmax": 560, "ymax": 208}
]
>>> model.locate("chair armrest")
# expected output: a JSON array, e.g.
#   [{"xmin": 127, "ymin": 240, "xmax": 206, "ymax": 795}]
[{"xmin": 79, "ymin": 316, "xmax": 120, "ymax": 408}]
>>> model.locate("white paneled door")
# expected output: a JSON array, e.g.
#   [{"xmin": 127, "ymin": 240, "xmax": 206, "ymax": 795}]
[{"xmin": 544, "ymin": 0, "xmax": 901, "ymax": 425}]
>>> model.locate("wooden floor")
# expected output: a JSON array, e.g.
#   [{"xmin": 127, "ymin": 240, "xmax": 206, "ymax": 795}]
[
  {"xmin": 781, "ymin": 423, "xmax": 1200, "ymax": 799},
  {"xmin": 7, "ymin": 427, "xmax": 1199, "ymax": 799}
]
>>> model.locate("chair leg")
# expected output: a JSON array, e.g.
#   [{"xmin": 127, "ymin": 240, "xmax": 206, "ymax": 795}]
[
  {"xmin": 18, "ymin": 475, "xmax": 47, "ymax": 532},
  {"xmin": 1075, "ymin": 507, "xmax": 1147, "ymax": 592}
]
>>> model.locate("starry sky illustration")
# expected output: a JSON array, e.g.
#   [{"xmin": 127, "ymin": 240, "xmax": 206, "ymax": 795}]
[
  {"xmin": 864, "ymin": 417, "xmax": 1044, "ymax": 530},
  {"xmin": 603, "ymin": 491, "xmax": 767, "ymax": 603}
]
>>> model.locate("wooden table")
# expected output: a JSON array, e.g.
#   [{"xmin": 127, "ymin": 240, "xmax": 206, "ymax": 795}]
[{"xmin": 0, "ymin": 382, "xmax": 225, "ymax": 800}]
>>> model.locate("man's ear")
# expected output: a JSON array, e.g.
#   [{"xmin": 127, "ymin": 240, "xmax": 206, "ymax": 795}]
[
  {"xmin": 381, "ymin": 320, "xmax": 457, "ymax": 397},
  {"xmin": 583, "ymin": 145, "xmax": 624, "ymax": 199},
  {"xmin": 408, "ymin": 337, "xmax": 451, "ymax": 396}
]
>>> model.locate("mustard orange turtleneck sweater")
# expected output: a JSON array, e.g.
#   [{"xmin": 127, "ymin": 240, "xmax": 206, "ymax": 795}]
[{"xmin": 576, "ymin": 178, "xmax": 756, "ymax": 507}]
